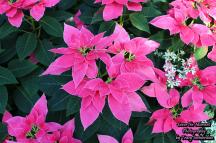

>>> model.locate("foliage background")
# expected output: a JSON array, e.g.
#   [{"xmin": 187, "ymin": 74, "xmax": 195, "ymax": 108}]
[{"xmin": 0, "ymin": 0, "xmax": 215, "ymax": 142}]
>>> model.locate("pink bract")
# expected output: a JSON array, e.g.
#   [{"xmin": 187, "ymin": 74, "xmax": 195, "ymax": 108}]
[
  {"xmin": 95, "ymin": 0, "xmax": 146, "ymax": 21},
  {"xmin": 142, "ymin": 68, "xmax": 180, "ymax": 108},
  {"xmin": 43, "ymin": 24, "xmax": 114, "ymax": 88},
  {"xmin": 98, "ymin": 129, "xmax": 133, "ymax": 143},
  {"xmin": 63, "ymin": 72, "xmax": 147, "ymax": 129},
  {"xmin": 181, "ymin": 66, "xmax": 216, "ymax": 107}
]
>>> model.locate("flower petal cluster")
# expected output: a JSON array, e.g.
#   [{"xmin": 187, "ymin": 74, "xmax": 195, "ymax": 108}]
[
  {"xmin": 0, "ymin": 0, "xmax": 60, "ymax": 27},
  {"xmin": 44, "ymin": 23, "xmax": 160, "ymax": 129},
  {"xmin": 98, "ymin": 129, "xmax": 133, "ymax": 143},
  {"xmin": 2, "ymin": 95, "xmax": 81, "ymax": 143},
  {"xmin": 150, "ymin": 0, "xmax": 216, "ymax": 62},
  {"xmin": 95, "ymin": 0, "xmax": 147, "ymax": 21}
]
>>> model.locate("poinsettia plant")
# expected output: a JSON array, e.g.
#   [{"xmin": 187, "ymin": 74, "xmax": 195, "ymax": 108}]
[{"xmin": 0, "ymin": 0, "xmax": 216, "ymax": 143}]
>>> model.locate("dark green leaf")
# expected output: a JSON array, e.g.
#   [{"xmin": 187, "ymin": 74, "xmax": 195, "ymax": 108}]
[
  {"xmin": 0, "ymin": 66, "xmax": 17, "ymax": 85},
  {"xmin": 91, "ymin": 13, "xmax": 103, "ymax": 24},
  {"xmin": 16, "ymin": 33, "xmax": 37, "ymax": 60},
  {"xmin": 39, "ymin": 74, "xmax": 71, "ymax": 96},
  {"xmin": 198, "ymin": 57, "xmax": 216, "ymax": 69},
  {"xmin": 141, "ymin": 6, "xmax": 162, "ymax": 17},
  {"xmin": 66, "ymin": 96, "xmax": 81, "ymax": 116},
  {"xmin": 153, "ymin": 133, "xmax": 177, "ymax": 143},
  {"xmin": 98, "ymin": 21, "xmax": 115, "ymax": 36},
  {"xmin": 0, "ymin": 86, "xmax": 8, "ymax": 113},
  {"xmin": 48, "ymin": 10, "xmax": 73, "ymax": 21},
  {"xmin": 0, "ymin": 22, "xmax": 17, "ymax": 39},
  {"xmin": 40, "ymin": 16, "xmax": 63, "ymax": 37},
  {"xmin": 99, "ymin": 105, "xmax": 128, "ymax": 140},
  {"xmin": 8, "ymin": 59, "xmax": 38, "ymax": 78},
  {"xmin": 20, "ymin": 69, "xmax": 41, "ymax": 95},
  {"xmin": 0, "ymin": 36, "xmax": 17, "ymax": 64},
  {"xmin": 48, "ymin": 92, "xmax": 70, "ymax": 111},
  {"xmin": 35, "ymin": 40, "xmax": 55, "ymax": 66},
  {"xmin": 130, "ymin": 13, "xmax": 150, "ymax": 33},
  {"xmin": 134, "ymin": 121, "xmax": 157, "ymax": 142},
  {"xmin": 80, "ymin": 6, "xmax": 97, "ymax": 24},
  {"xmin": 13, "ymin": 86, "xmax": 39, "ymax": 113},
  {"xmin": 0, "ymin": 123, "xmax": 8, "ymax": 142},
  {"xmin": 58, "ymin": 0, "xmax": 77, "ymax": 10}
]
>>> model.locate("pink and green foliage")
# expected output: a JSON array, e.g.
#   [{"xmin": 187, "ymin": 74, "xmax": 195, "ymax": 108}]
[{"xmin": 0, "ymin": 0, "xmax": 216, "ymax": 143}]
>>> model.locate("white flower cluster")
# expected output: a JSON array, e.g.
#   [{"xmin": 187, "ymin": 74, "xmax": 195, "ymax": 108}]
[
  {"xmin": 178, "ymin": 58, "xmax": 197, "ymax": 80},
  {"xmin": 163, "ymin": 60, "xmax": 181, "ymax": 88},
  {"xmin": 155, "ymin": 50, "xmax": 197, "ymax": 88}
]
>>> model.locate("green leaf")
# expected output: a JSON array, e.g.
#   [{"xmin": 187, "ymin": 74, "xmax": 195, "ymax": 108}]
[
  {"xmin": 66, "ymin": 96, "xmax": 81, "ymax": 116},
  {"xmin": 153, "ymin": 134, "xmax": 168, "ymax": 143},
  {"xmin": 0, "ymin": 35, "xmax": 17, "ymax": 64},
  {"xmin": 194, "ymin": 47, "xmax": 208, "ymax": 60},
  {"xmin": 141, "ymin": 7, "xmax": 162, "ymax": 17},
  {"xmin": 20, "ymin": 69, "xmax": 42, "ymax": 95},
  {"xmin": 130, "ymin": 13, "xmax": 150, "ymax": 33},
  {"xmin": 0, "ymin": 22, "xmax": 17, "ymax": 39},
  {"xmin": 16, "ymin": 33, "xmax": 37, "ymax": 60},
  {"xmin": 40, "ymin": 16, "xmax": 63, "ymax": 37},
  {"xmin": 39, "ymin": 74, "xmax": 71, "ymax": 96},
  {"xmin": 48, "ymin": 92, "xmax": 70, "ymax": 111},
  {"xmin": 0, "ymin": 123, "xmax": 8, "ymax": 142},
  {"xmin": 58, "ymin": 0, "xmax": 76, "ymax": 10},
  {"xmin": 198, "ymin": 57, "xmax": 216, "ymax": 69},
  {"xmin": 169, "ymin": 37, "xmax": 185, "ymax": 51},
  {"xmin": 91, "ymin": 13, "xmax": 103, "ymax": 24},
  {"xmin": 8, "ymin": 59, "xmax": 38, "ymax": 78},
  {"xmin": 0, "ymin": 44, "xmax": 4, "ymax": 54},
  {"xmin": 79, "ymin": 6, "xmax": 97, "ymax": 24},
  {"xmin": 98, "ymin": 21, "xmax": 115, "ymax": 36},
  {"xmin": 35, "ymin": 40, "xmax": 55, "ymax": 66},
  {"xmin": 48, "ymin": 10, "xmax": 73, "ymax": 21},
  {"xmin": 153, "ymin": 132, "xmax": 177, "ymax": 143},
  {"xmin": 152, "ymin": 0, "xmax": 167, "ymax": 2},
  {"xmin": 134, "ymin": 121, "xmax": 157, "ymax": 141},
  {"xmin": 98, "ymin": 105, "xmax": 128, "ymax": 139},
  {"xmin": 0, "ymin": 66, "xmax": 17, "ymax": 85},
  {"xmin": 13, "ymin": 86, "xmax": 39, "ymax": 113},
  {"xmin": 0, "ymin": 86, "xmax": 8, "ymax": 113},
  {"xmin": 74, "ymin": 113, "xmax": 102, "ymax": 141}
]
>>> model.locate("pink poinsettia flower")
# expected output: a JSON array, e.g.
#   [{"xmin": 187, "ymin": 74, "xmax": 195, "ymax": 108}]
[
  {"xmin": 142, "ymin": 68, "xmax": 180, "ymax": 108},
  {"xmin": 150, "ymin": 8, "xmax": 194, "ymax": 45},
  {"xmin": 57, "ymin": 119, "xmax": 81, "ymax": 143},
  {"xmin": 0, "ymin": 0, "xmax": 25, "ymax": 27},
  {"xmin": 150, "ymin": 5, "xmax": 215, "ymax": 47},
  {"xmin": 63, "ymin": 72, "xmax": 147, "ymax": 129},
  {"xmin": 5, "ymin": 95, "xmax": 61, "ymax": 143},
  {"xmin": 174, "ymin": 0, "xmax": 200, "ymax": 18},
  {"xmin": 62, "ymin": 78, "xmax": 107, "ymax": 129},
  {"xmin": 43, "ymin": 24, "xmax": 114, "ymax": 88},
  {"xmin": 108, "ymin": 24, "xmax": 160, "ymax": 81},
  {"xmin": 190, "ymin": 24, "xmax": 215, "ymax": 47},
  {"xmin": 98, "ymin": 129, "xmax": 133, "ymax": 143},
  {"xmin": 149, "ymin": 104, "xmax": 209, "ymax": 134},
  {"xmin": 45, "ymin": 119, "xmax": 82, "ymax": 143},
  {"xmin": 95, "ymin": 0, "xmax": 146, "ymax": 21},
  {"xmin": 30, "ymin": 0, "xmax": 60, "ymax": 21},
  {"xmin": 181, "ymin": 66, "xmax": 216, "ymax": 107}
]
